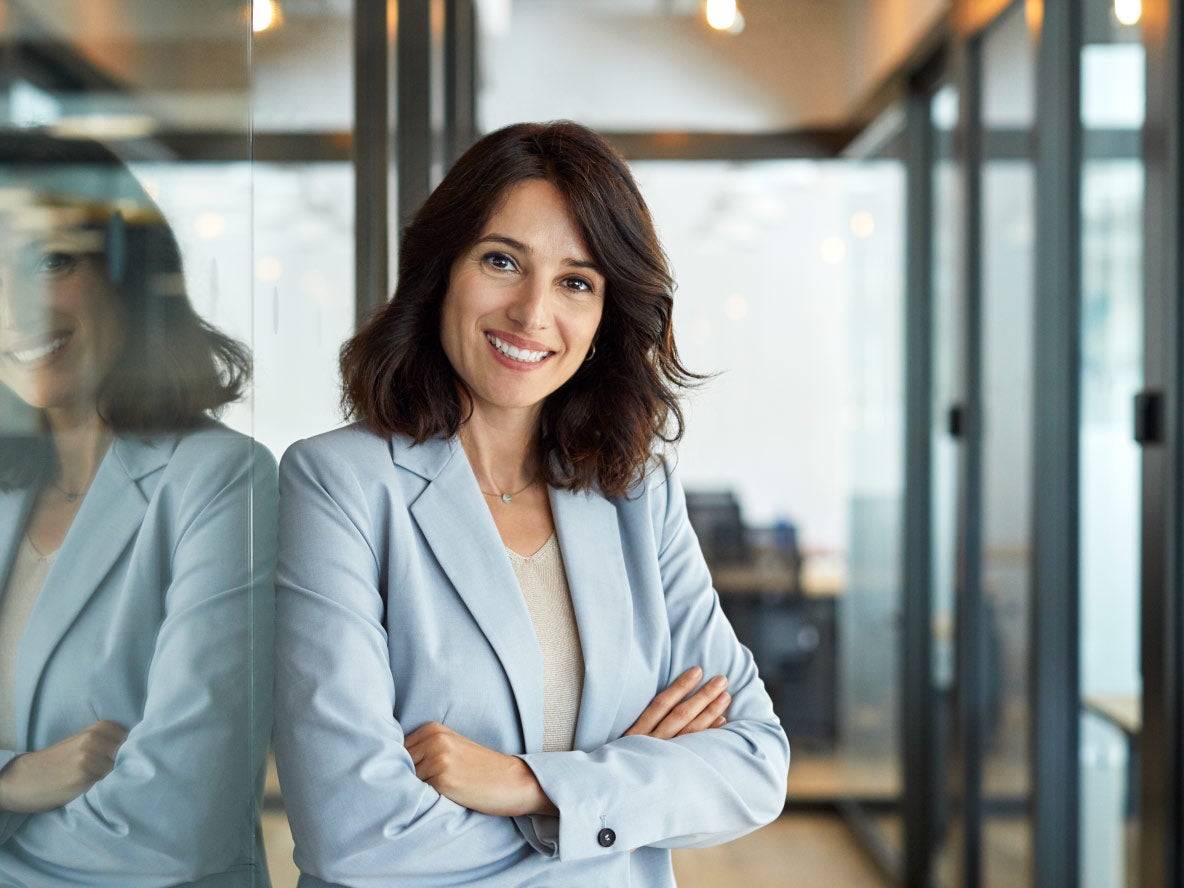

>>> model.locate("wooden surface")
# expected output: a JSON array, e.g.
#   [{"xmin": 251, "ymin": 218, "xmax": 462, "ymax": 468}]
[{"xmin": 1083, "ymin": 694, "xmax": 1142, "ymax": 737}]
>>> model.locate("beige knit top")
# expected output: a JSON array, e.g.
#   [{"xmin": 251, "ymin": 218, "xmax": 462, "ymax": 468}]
[
  {"xmin": 506, "ymin": 534, "xmax": 584, "ymax": 752},
  {"xmin": 0, "ymin": 537, "xmax": 56, "ymax": 751}
]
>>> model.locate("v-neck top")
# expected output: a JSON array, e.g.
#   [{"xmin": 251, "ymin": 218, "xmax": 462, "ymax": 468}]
[
  {"xmin": 506, "ymin": 534, "xmax": 584, "ymax": 752},
  {"xmin": 0, "ymin": 536, "xmax": 57, "ymax": 750}
]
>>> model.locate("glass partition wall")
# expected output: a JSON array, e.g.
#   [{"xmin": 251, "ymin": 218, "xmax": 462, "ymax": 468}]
[
  {"xmin": 0, "ymin": 2, "xmax": 269, "ymax": 885},
  {"xmin": 1078, "ymin": 3, "xmax": 1145, "ymax": 886}
]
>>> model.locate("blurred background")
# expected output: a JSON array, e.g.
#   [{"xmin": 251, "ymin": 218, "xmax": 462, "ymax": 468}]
[{"xmin": 0, "ymin": 0, "xmax": 1178, "ymax": 886}]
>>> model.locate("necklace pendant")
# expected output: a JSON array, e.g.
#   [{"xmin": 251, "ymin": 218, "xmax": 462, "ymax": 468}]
[
  {"xmin": 501, "ymin": 493, "xmax": 513, "ymax": 504},
  {"xmin": 64, "ymin": 492, "xmax": 79, "ymax": 503}
]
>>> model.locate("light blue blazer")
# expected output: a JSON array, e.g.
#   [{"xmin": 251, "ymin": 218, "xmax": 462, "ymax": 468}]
[
  {"xmin": 275, "ymin": 425, "xmax": 790, "ymax": 887},
  {"xmin": 0, "ymin": 427, "xmax": 276, "ymax": 888}
]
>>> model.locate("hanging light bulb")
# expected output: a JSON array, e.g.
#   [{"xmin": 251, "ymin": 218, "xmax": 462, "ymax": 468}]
[
  {"xmin": 1114, "ymin": 0, "xmax": 1141, "ymax": 26},
  {"xmin": 705, "ymin": 0, "xmax": 738, "ymax": 32}
]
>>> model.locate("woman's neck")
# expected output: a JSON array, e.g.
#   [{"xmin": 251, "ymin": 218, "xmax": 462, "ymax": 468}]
[
  {"xmin": 458, "ymin": 403, "xmax": 541, "ymax": 494},
  {"xmin": 44, "ymin": 405, "xmax": 112, "ymax": 492}
]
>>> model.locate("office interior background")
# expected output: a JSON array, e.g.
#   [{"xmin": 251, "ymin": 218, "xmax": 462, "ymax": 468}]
[{"xmin": 0, "ymin": 0, "xmax": 1180, "ymax": 885}]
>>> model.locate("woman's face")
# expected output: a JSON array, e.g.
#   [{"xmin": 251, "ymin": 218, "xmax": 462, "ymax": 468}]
[
  {"xmin": 440, "ymin": 178, "xmax": 605, "ymax": 423},
  {"xmin": 0, "ymin": 208, "xmax": 124, "ymax": 414}
]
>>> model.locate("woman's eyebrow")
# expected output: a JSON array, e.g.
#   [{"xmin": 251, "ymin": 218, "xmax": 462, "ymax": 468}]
[{"xmin": 476, "ymin": 233, "xmax": 527, "ymax": 252}]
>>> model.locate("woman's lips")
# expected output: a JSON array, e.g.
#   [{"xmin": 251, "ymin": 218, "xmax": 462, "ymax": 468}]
[
  {"xmin": 2, "ymin": 329, "xmax": 72, "ymax": 366},
  {"xmin": 485, "ymin": 332, "xmax": 554, "ymax": 366}
]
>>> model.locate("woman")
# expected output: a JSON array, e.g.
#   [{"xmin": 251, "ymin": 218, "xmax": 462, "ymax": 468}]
[
  {"xmin": 275, "ymin": 121, "xmax": 789, "ymax": 887},
  {"xmin": 0, "ymin": 134, "xmax": 275, "ymax": 887}
]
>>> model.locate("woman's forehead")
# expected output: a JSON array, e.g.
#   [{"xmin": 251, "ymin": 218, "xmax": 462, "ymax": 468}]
[{"xmin": 0, "ymin": 196, "xmax": 103, "ymax": 253}]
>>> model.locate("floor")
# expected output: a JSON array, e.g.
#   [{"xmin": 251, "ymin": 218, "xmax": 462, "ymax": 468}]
[{"xmin": 262, "ymin": 809, "xmax": 887, "ymax": 888}]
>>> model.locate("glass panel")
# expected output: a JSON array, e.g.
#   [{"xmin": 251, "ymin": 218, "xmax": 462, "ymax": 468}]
[
  {"xmin": 630, "ymin": 156, "xmax": 906, "ymax": 870},
  {"xmin": 0, "ymin": 2, "xmax": 269, "ymax": 885},
  {"xmin": 1078, "ymin": 5, "xmax": 1144, "ymax": 887},
  {"xmin": 930, "ymin": 80, "xmax": 962, "ymax": 888},
  {"xmin": 980, "ymin": 5, "xmax": 1036, "ymax": 886}
]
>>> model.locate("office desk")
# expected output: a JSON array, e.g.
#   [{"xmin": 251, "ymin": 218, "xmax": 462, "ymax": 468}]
[{"xmin": 714, "ymin": 563, "xmax": 837, "ymax": 745}]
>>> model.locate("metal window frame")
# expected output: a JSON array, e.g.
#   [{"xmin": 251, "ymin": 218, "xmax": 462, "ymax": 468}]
[
  {"xmin": 1029, "ymin": 2, "xmax": 1083, "ymax": 885},
  {"xmin": 900, "ymin": 48, "xmax": 946, "ymax": 888},
  {"xmin": 1139, "ymin": 0, "xmax": 1184, "ymax": 886}
]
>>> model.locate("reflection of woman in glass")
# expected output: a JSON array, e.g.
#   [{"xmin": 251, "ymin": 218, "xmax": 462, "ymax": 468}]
[
  {"xmin": 276, "ymin": 122, "xmax": 789, "ymax": 886},
  {"xmin": 0, "ymin": 134, "xmax": 275, "ymax": 887}
]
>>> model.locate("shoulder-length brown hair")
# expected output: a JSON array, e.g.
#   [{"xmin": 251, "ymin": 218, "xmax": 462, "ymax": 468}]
[
  {"xmin": 341, "ymin": 121, "xmax": 699, "ymax": 497},
  {"xmin": 0, "ymin": 133, "xmax": 250, "ymax": 490}
]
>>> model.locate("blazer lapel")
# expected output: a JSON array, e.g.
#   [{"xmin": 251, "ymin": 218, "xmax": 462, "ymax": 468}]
[
  {"xmin": 399, "ymin": 437, "xmax": 546, "ymax": 753},
  {"xmin": 14, "ymin": 436, "xmax": 172, "ymax": 748},
  {"xmin": 549, "ymin": 485, "xmax": 633, "ymax": 751},
  {"xmin": 0, "ymin": 485, "xmax": 36, "ymax": 592}
]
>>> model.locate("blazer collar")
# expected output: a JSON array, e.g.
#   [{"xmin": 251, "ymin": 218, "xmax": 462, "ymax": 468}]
[
  {"xmin": 12, "ymin": 434, "xmax": 175, "ymax": 748},
  {"xmin": 400, "ymin": 434, "xmax": 634, "ymax": 752},
  {"xmin": 390, "ymin": 433, "xmax": 460, "ymax": 481}
]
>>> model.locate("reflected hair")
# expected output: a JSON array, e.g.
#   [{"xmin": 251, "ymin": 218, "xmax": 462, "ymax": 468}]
[
  {"xmin": 341, "ymin": 121, "xmax": 700, "ymax": 498},
  {"xmin": 0, "ymin": 132, "xmax": 251, "ymax": 490}
]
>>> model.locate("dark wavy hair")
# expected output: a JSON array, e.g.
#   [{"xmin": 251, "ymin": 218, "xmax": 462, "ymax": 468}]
[
  {"xmin": 341, "ymin": 121, "xmax": 700, "ymax": 498},
  {"xmin": 0, "ymin": 132, "xmax": 251, "ymax": 490}
]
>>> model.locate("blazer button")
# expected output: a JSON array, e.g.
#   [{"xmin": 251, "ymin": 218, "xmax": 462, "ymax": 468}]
[{"xmin": 597, "ymin": 827, "xmax": 616, "ymax": 848}]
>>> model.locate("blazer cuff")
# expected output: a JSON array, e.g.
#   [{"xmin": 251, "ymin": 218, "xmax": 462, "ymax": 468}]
[
  {"xmin": 519, "ymin": 752, "xmax": 624, "ymax": 863},
  {"xmin": 511, "ymin": 812, "xmax": 559, "ymax": 858}
]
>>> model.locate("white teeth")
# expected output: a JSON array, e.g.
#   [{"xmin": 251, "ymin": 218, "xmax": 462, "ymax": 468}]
[
  {"xmin": 486, "ymin": 334, "xmax": 551, "ymax": 364},
  {"xmin": 8, "ymin": 334, "xmax": 69, "ymax": 365}
]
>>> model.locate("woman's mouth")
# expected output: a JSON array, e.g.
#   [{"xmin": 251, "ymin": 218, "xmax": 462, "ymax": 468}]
[
  {"xmin": 3, "ymin": 331, "xmax": 72, "ymax": 366},
  {"xmin": 485, "ymin": 333, "xmax": 553, "ymax": 365}
]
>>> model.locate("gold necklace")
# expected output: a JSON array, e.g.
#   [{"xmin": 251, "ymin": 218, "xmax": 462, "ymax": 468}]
[
  {"xmin": 51, "ymin": 479, "xmax": 91, "ymax": 503},
  {"xmin": 479, "ymin": 477, "xmax": 538, "ymax": 504}
]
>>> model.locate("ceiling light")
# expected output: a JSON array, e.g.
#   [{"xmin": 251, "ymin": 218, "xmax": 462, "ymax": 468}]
[
  {"xmin": 705, "ymin": 0, "xmax": 738, "ymax": 32},
  {"xmin": 1114, "ymin": 0, "xmax": 1141, "ymax": 26},
  {"xmin": 253, "ymin": 0, "xmax": 283, "ymax": 33}
]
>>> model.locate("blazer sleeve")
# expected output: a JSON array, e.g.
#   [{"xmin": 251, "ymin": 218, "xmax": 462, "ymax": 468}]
[
  {"xmin": 273, "ymin": 438, "xmax": 537, "ymax": 886},
  {"xmin": 0, "ymin": 439, "xmax": 276, "ymax": 887},
  {"xmin": 0, "ymin": 751, "xmax": 28, "ymax": 846},
  {"xmin": 518, "ymin": 461, "xmax": 790, "ymax": 863}
]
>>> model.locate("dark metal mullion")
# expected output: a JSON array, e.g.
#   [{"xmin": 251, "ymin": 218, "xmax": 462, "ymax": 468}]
[
  {"xmin": 396, "ymin": 0, "xmax": 434, "ymax": 237},
  {"xmin": 901, "ymin": 75, "xmax": 937, "ymax": 888},
  {"xmin": 1140, "ymin": 1, "xmax": 1184, "ymax": 886},
  {"xmin": 1030, "ymin": 1, "xmax": 1082, "ymax": 885},
  {"xmin": 353, "ymin": 0, "xmax": 391, "ymax": 324},
  {"xmin": 954, "ymin": 32, "xmax": 985, "ymax": 888},
  {"xmin": 443, "ymin": 0, "xmax": 477, "ymax": 168}
]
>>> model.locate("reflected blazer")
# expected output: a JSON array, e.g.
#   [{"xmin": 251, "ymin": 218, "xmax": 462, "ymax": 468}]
[
  {"xmin": 0, "ymin": 427, "xmax": 277, "ymax": 888},
  {"xmin": 274, "ymin": 426, "xmax": 790, "ymax": 887}
]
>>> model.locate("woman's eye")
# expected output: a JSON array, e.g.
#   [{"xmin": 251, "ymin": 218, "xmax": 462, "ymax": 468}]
[
  {"xmin": 482, "ymin": 251, "xmax": 518, "ymax": 272},
  {"xmin": 562, "ymin": 276, "xmax": 593, "ymax": 293},
  {"xmin": 33, "ymin": 251, "xmax": 79, "ymax": 278}
]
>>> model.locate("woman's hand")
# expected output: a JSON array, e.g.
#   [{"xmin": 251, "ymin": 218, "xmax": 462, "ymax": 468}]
[
  {"xmin": 624, "ymin": 666, "xmax": 731, "ymax": 739},
  {"xmin": 404, "ymin": 722, "xmax": 557, "ymax": 818},
  {"xmin": 0, "ymin": 720, "xmax": 128, "ymax": 813}
]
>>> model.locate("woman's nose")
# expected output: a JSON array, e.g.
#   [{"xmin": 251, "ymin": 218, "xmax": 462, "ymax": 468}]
[{"xmin": 505, "ymin": 276, "xmax": 551, "ymax": 330}]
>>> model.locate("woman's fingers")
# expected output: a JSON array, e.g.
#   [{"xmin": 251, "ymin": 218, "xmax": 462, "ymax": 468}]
[
  {"xmin": 676, "ymin": 691, "xmax": 732, "ymax": 736},
  {"xmin": 623, "ymin": 668, "xmax": 732, "ymax": 739},
  {"xmin": 649, "ymin": 676, "xmax": 728, "ymax": 740},
  {"xmin": 623, "ymin": 667, "xmax": 703, "ymax": 736}
]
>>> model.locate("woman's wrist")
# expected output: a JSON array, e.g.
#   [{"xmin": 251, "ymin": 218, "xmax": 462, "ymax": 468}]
[{"xmin": 512, "ymin": 757, "xmax": 557, "ymax": 817}]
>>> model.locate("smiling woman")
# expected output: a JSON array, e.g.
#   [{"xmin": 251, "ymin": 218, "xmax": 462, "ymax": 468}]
[
  {"xmin": 439, "ymin": 180, "xmax": 605, "ymax": 421},
  {"xmin": 0, "ymin": 133, "xmax": 275, "ymax": 888},
  {"xmin": 275, "ymin": 121, "xmax": 790, "ymax": 887}
]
